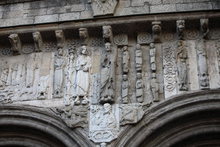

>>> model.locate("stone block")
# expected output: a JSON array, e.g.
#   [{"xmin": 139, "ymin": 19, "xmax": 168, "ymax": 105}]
[
  {"xmin": 35, "ymin": 14, "xmax": 58, "ymax": 24},
  {"xmin": 131, "ymin": 0, "xmax": 144, "ymax": 7},
  {"xmin": 176, "ymin": 2, "xmax": 212, "ymax": 12},
  {"xmin": 23, "ymin": 1, "xmax": 47, "ymax": 10},
  {"xmin": 71, "ymin": 4, "xmax": 85, "ymax": 12},
  {"xmin": 1, "ymin": 17, "xmax": 34, "ymax": 27},
  {"xmin": 118, "ymin": 0, "xmax": 131, "ymax": 8},
  {"xmin": 150, "ymin": 4, "xmax": 176, "ymax": 13},
  {"xmin": 2, "ymin": 10, "xmax": 24, "ymax": 19},
  {"xmin": 26, "ymin": 8, "xmax": 47, "ymax": 17},
  {"xmin": 118, "ymin": 5, "xmax": 150, "ymax": 16},
  {"xmin": 212, "ymin": 1, "xmax": 220, "ymax": 10},
  {"xmin": 59, "ymin": 12, "xmax": 80, "ymax": 21},
  {"xmin": 144, "ymin": 0, "xmax": 162, "ymax": 5},
  {"xmin": 80, "ymin": 10, "xmax": 93, "ymax": 19},
  {"xmin": 9, "ymin": 3, "xmax": 23, "ymax": 11},
  {"xmin": 47, "ymin": 7, "xmax": 66, "ymax": 15}
]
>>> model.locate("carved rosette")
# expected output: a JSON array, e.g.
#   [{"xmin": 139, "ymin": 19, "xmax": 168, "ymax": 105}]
[
  {"xmin": 137, "ymin": 32, "xmax": 152, "ymax": 44},
  {"xmin": 91, "ymin": 0, "xmax": 118, "ymax": 16}
]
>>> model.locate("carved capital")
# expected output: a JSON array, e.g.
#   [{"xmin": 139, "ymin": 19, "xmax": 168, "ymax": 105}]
[
  {"xmin": 152, "ymin": 21, "xmax": 161, "ymax": 43},
  {"xmin": 33, "ymin": 31, "xmax": 43, "ymax": 52},
  {"xmin": 8, "ymin": 34, "xmax": 22, "ymax": 54},
  {"xmin": 200, "ymin": 18, "xmax": 209, "ymax": 39},
  {"xmin": 55, "ymin": 30, "xmax": 65, "ymax": 49},
  {"xmin": 176, "ymin": 20, "xmax": 185, "ymax": 40}
]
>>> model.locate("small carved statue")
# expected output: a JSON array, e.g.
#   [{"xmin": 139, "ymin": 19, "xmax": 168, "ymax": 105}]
[
  {"xmin": 122, "ymin": 45, "xmax": 129, "ymax": 74},
  {"xmin": 177, "ymin": 41, "xmax": 188, "ymax": 91},
  {"xmin": 8, "ymin": 34, "xmax": 22, "ymax": 54},
  {"xmin": 152, "ymin": 21, "xmax": 161, "ymax": 43},
  {"xmin": 177, "ymin": 20, "xmax": 185, "ymax": 40},
  {"xmin": 33, "ymin": 32, "xmax": 43, "ymax": 52},
  {"xmin": 0, "ymin": 64, "xmax": 9, "ymax": 88},
  {"xmin": 54, "ymin": 48, "xmax": 66, "ymax": 98},
  {"xmin": 150, "ymin": 74, "xmax": 159, "ymax": 102},
  {"xmin": 135, "ymin": 44, "xmax": 142, "ymax": 72},
  {"xmin": 100, "ymin": 43, "xmax": 116, "ymax": 104},
  {"xmin": 136, "ymin": 73, "xmax": 144, "ymax": 103},
  {"xmin": 74, "ymin": 46, "xmax": 91, "ymax": 105},
  {"xmin": 55, "ymin": 30, "xmax": 65, "ymax": 49},
  {"xmin": 150, "ymin": 43, "xmax": 156, "ymax": 72},
  {"xmin": 121, "ymin": 74, "xmax": 129, "ymax": 104},
  {"xmin": 200, "ymin": 18, "xmax": 209, "ymax": 39}
]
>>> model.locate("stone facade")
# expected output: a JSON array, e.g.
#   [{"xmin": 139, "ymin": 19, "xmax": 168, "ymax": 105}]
[{"xmin": 0, "ymin": 0, "xmax": 219, "ymax": 147}]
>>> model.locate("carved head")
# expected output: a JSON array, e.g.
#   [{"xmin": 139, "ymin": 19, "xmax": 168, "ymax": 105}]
[
  {"xmin": 9, "ymin": 34, "xmax": 18, "ymax": 44},
  {"xmin": 137, "ymin": 73, "xmax": 142, "ymax": 79},
  {"xmin": 136, "ymin": 44, "xmax": 141, "ymax": 50},
  {"xmin": 100, "ymin": 143, "xmax": 107, "ymax": 147},
  {"xmin": 79, "ymin": 28, "xmax": 88, "ymax": 39},
  {"xmin": 103, "ymin": 26, "xmax": 112, "ymax": 39},
  {"xmin": 33, "ymin": 32, "xmax": 41, "ymax": 41},
  {"xmin": 81, "ymin": 45, "xmax": 88, "ymax": 55},
  {"xmin": 103, "ymin": 103, "xmax": 111, "ymax": 113},
  {"xmin": 152, "ymin": 22, "xmax": 161, "ymax": 34},
  {"xmin": 150, "ymin": 43, "xmax": 155, "ymax": 48},
  {"xmin": 58, "ymin": 48, "xmax": 63, "ymax": 56},
  {"xmin": 176, "ymin": 20, "xmax": 185, "ymax": 36},
  {"xmin": 123, "ymin": 45, "xmax": 128, "ymax": 51},
  {"xmin": 55, "ymin": 30, "xmax": 64, "ymax": 38},
  {"xmin": 105, "ymin": 42, "xmax": 111, "ymax": 52},
  {"xmin": 123, "ymin": 74, "xmax": 128, "ymax": 81}
]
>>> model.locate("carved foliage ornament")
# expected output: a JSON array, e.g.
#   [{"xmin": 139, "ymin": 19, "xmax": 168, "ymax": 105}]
[{"xmin": 91, "ymin": 0, "xmax": 118, "ymax": 16}]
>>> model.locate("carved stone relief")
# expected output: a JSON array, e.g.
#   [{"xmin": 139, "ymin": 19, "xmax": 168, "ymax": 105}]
[
  {"xmin": 136, "ymin": 73, "xmax": 144, "ymax": 103},
  {"xmin": 8, "ymin": 34, "xmax": 22, "ymax": 54},
  {"xmin": 100, "ymin": 43, "xmax": 116, "ymax": 104},
  {"xmin": 73, "ymin": 46, "xmax": 91, "ymax": 105},
  {"xmin": 91, "ymin": 0, "xmax": 118, "ymax": 16},
  {"xmin": 53, "ymin": 48, "xmax": 66, "ymax": 98},
  {"xmin": 52, "ymin": 105, "xmax": 88, "ymax": 128},
  {"xmin": 176, "ymin": 20, "xmax": 185, "ymax": 40},
  {"xmin": 114, "ymin": 34, "xmax": 128, "ymax": 46},
  {"xmin": 163, "ymin": 44, "xmax": 177, "ymax": 98},
  {"xmin": 176, "ymin": 40, "xmax": 188, "ymax": 91},
  {"xmin": 33, "ymin": 32, "xmax": 43, "ymax": 52},
  {"xmin": 135, "ymin": 44, "xmax": 142, "ymax": 72},
  {"xmin": 149, "ymin": 43, "xmax": 159, "ymax": 101},
  {"xmin": 103, "ymin": 25, "xmax": 112, "ymax": 43},
  {"xmin": 152, "ymin": 21, "xmax": 161, "ymax": 43},
  {"xmin": 119, "ymin": 103, "xmax": 144, "ymax": 125},
  {"xmin": 55, "ymin": 30, "xmax": 65, "ymax": 49},
  {"xmin": 89, "ymin": 103, "xmax": 119, "ymax": 143},
  {"xmin": 137, "ymin": 32, "xmax": 151, "ymax": 44}
]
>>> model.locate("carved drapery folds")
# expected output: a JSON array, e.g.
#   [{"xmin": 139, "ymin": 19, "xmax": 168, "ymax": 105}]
[
  {"xmin": 196, "ymin": 19, "xmax": 209, "ymax": 90},
  {"xmin": 176, "ymin": 20, "xmax": 188, "ymax": 91}
]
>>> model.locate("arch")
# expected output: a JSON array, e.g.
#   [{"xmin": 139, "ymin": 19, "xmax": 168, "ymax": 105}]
[
  {"xmin": 114, "ymin": 89, "xmax": 220, "ymax": 147},
  {"xmin": 0, "ymin": 104, "xmax": 93, "ymax": 147}
]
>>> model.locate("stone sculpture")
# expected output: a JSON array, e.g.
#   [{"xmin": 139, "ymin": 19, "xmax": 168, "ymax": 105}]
[
  {"xmin": 122, "ymin": 45, "xmax": 129, "ymax": 74},
  {"xmin": 89, "ymin": 103, "xmax": 119, "ymax": 143},
  {"xmin": 74, "ymin": 46, "xmax": 91, "ymax": 105},
  {"xmin": 177, "ymin": 40, "xmax": 188, "ymax": 91},
  {"xmin": 53, "ymin": 48, "xmax": 66, "ymax": 98},
  {"xmin": 103, "ymin": 25, "xmax": 112, "ymax": 42},
  {"xmin": 177, "ymin": 20, "xmax": 185, "ymax": 40},
  {"xmin": 55, "ymin": 30, "xmax": 65, "ymax": 49},
  {"xmin": 100, "ymin": 43, "xmax": 116, "ymax": 104},
  {"xmin": 200, "ymin": 18, "xmax": 209, "ymax": 39},
  {"xmin": 8, "ymin": 34, "xmax": 22, "ymax": 54},
  {"xmin": 121, "ymin": 74, "xmax": 129, "ymax": 104},
  {"xmin": 33, "ymin": 31, "xmax": 43, "ymax": 52},
  {"xmin": 135, "ymin": 44, "xmax": 142, "ymax": 72},
  {"xmin": 152, "ymin": 21, "xmax": 161, "ymax": 43},
  {"xmin": 91, "ymin": 0, "xmax": 118, "ymax": 16},
  {"xmin": 136, "ymin": 73, "xmax": 144, "ymax": 103}
]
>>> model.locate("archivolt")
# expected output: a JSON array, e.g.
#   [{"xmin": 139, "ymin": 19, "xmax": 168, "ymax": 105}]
[
  {"xmin": 0, "ymin": 104, "xmax": 92, "ymax": 147},
  {"xmin": 114, "ymin": 89, "xmax": 220, "ymax": 147}
]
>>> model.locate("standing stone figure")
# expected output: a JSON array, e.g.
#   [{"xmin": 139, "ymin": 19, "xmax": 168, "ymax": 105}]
[
  {"xmin": 121, "ymin": 74, "xmax": 129, "ymax": 104},
  {"xmin": 65, "ymin": 49, "xmax": 75, "ymax": 105},
  {"xmin": 100, "ymin": 43, "xmax": 116, "ymax": 104},
  {"xmin": 74, "ymin": 46, "xmax": 91, "ymax": 105},
  {"xmin": 54, "ymin": 48, "xmax": 66, "ymax": 98},
  {"xmin": 197, "ymin": 41, "xmax": 209, "ymax": 89},
  {"xmin": 136, "ymin": 73, "xmax": 144, "ymax": 103},
  {"xmin": 177, "ymin": 41, "xmax": 188, "ymax": 91},
  {"xmin": 150, "ymin": 43, "xmax": 156, "ymax": 72},
  {"xmin": 122, "ymin": 46, "xmax": 129, "ymax": 74},
  {"xmin": 135, "ymin": 44, "xmax": 142, "ymax": 72}
]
